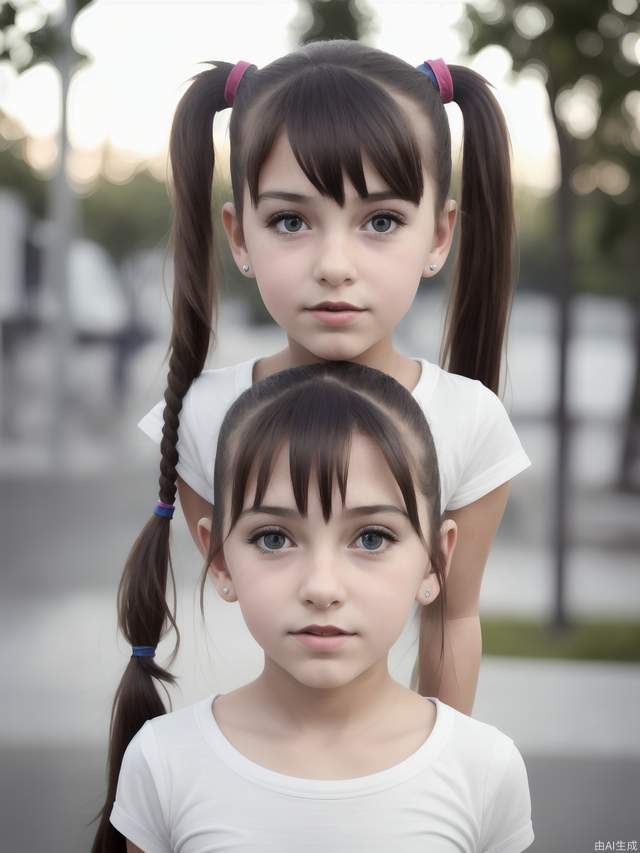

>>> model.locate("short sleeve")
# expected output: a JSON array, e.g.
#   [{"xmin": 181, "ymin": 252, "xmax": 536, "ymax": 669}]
[
  {"xmin": 447, "ymin": 383, "xmax": 531, "ymax": 510},
  {"xmin": 137, "ymin": 394, "xmax": 213, "ymax": 503},
  {"xmin": 109, "ymin": 722, "xmax": 172, "ymax": 853},
  {"xmin": 479, "ymin": 740, "xmax": 534, "ymax": 853}
]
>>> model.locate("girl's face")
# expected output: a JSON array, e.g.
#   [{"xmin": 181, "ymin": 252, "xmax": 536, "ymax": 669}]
[
  {"xmin": 199, "ymin": 433, "xmax": 456, "ymax": 694},
  {"xmin": 223, "ymin": 103, "xmax": 456, "ymax": 363}
]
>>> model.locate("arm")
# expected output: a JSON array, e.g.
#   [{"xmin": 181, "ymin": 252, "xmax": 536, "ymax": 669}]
[
  {"xmin": 177, "ymin": 475, "xmax": 214, "ymax": 551},
  {"xmin": 417, "ymin": 481, "xmax": 511, "ymax": 715}
]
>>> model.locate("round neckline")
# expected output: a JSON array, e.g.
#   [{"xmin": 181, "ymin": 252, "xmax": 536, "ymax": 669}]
[
  {"xmin": 195, "ymin": 692, "xmax": 452, "ymax": 798},
  {"xmin": 244, "ymin": 356, "xmax": 438, "ymax": 406}
]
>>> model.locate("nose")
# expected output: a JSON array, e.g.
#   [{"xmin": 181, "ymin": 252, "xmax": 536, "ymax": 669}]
[
  {"xmin": 312, "ymin": 233, "xmax": 357, "ymax": 287},
  {"xmin": 299, "ymin": 548, "xmax": 346, "ymax": 609}
]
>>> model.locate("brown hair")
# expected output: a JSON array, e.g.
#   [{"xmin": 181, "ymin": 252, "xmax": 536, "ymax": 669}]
[
  {"xmin": 91, "ymin": 361, "xmax": 447, "ymax": 850},
  {"xmin": 91, "ymin": 39, "xmax": 515, "ymax": 850}
]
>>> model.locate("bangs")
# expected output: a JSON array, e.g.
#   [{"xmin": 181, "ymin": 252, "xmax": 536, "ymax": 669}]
[
  {"xmin": 245, "ymin": 64, "xmax": 425, "ymax": 207},
  {"xmin": 226, "ymin": 379, "xmax": 425, "ymax": 540}
]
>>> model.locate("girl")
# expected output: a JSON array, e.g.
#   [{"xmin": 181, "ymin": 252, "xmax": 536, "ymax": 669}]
[
  {"xmin": 106, "ymin": 361, "xmax": 534, "ymax": 852},
  {"xmin": 136, "ymin": 40, "xmax": 530, "ymax": 721}
]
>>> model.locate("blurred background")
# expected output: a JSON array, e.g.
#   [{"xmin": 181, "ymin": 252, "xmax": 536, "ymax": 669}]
[{"xmin": 1, "ymin": 0, "xmax": 639, "ymax": 851}]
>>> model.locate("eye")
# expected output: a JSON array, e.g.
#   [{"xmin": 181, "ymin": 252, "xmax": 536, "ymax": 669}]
[
  {"xmin": 247, "ymin": 527, "xmax": 293, "ymax": 553},
  {"xmin": 354, "ymin": 527, "xmax": 398, "ymax": 553},
  {"xmin": 266, "ymin": 212, "xmax": 309, "ymax": 235},
  {"xmin": 365, "ymin": 211, "xmax": 406, "ymax": 234}
]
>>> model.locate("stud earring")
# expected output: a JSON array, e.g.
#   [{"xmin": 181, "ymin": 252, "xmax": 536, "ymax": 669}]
[
  {"xmin": 428, "ymin": 263, "xmax": 437, "ymax": 272},
  {"xmin": 424, "ymin": 589, "xmax": 431, "ymax": 600},
  {"xmin": 242, "ymin": 264, "xmax": 250, "ymax": 273},
  {"xmin": 223, "ymin": 586, "xmax": 229, "ymax": 594}
]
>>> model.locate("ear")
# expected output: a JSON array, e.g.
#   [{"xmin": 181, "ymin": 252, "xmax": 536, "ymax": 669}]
[
  {"xmin": 418, "ymin": 518, "xmax": 458, "ymax": 605},
  {"xmin": 221, "ymin": 202, "xmax": 252, "ymax": 276},
  {"xmin": 424, "ymin": 199, "xmax": 457, "ymax": 276},
  {"xmin": 197, "ymin": 517, "xmax": 236, "ymax": 601},
  {"xmin": 196, "ymin": 516, "xmax": 212, "ymax": 558},
  {"xmin": 438, "ymin": 518, "xmax": 458, "ymax": 580}
]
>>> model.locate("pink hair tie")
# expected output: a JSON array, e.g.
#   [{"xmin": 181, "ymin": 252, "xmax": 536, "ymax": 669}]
[
  {"xmin": 423, "ymin": 58, "xmax": 454, "ymax": 104},
  {"xmin": 224, "ymin": 60, "xmax": 253, "ymax": 107}
]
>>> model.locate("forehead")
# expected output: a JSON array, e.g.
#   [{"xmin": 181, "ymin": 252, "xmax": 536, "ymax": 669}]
[
  {"xmin": 245, "ymin": 432, "xmax": 407, "ymax": 509},
  {"xmin": 253, "ymin": 88, "xmax": 434, "ymax": 199}
]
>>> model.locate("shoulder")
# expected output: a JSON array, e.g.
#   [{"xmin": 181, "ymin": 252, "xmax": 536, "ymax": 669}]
[
  {"xmin": 178, "ymin": 359, "xmax": 256, "ymax": 456},
  {"xmin": 137, "ymin": 356, "xmax": 256, "ymax": 438},
  {"xmin": 413, "ymin": 359, "xmax": 512, "ymax": 459},
  {"xmin": 144, "ymin": 697, "xmax": 205, "ymax": 748},
  {"xmin": 435, "ymin": 699, "xmax": 521, "ymax": 775},
  {"xmin": 438, "ymin": 703, "xmax": 532, "ymax": 834},
  {"xmin": 416, "ymin": 359, "xmax": 501, "ymax": 414},
  {"xmin": 183, "ymin": 357, "xmax": 257, "ymax": 416}
]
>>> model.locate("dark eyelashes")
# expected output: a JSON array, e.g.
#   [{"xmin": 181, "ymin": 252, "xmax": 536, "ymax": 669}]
[
  {"xmin": 245, "ymin": 525, "xmax": 400, "ymax": 550},
  {"xmin": 264, "ymin": 210, "xmax": 407, "ymax": 230},
  {"xmin": 363, "ymin": 527, "xmax": 399, "ymax": 543},
  {"xmin": 246, "ymin": 527, "xmax": 289, "ymax": 545}
]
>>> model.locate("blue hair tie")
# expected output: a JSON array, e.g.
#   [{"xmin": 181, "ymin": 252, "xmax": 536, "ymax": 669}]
[
  {"xmin": 132, "ymin": 645, "xmax": 156, "ymax": 657},
  {"xmin": 154, "ymin": 501, "xmax": 175, "ymax": 519},
  {"xmin": 416, "ymin": 61, "xmax": 438, "ymax": 89}
]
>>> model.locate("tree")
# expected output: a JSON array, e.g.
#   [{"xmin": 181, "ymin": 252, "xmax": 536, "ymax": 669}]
[
  {"xmin": 461, "ymin": 0, "xmax": 640, "ymax": 628},
  {"xmin": 290, "ymin": 0, "xmax": 374, "ymax": 44},
  {"xmin": 1, "ymin": 0, "xmax": 93, "ymax": 454},
  {"xmin": 0, "ymin": 0, "xmax": 92, "ymax": 70}
]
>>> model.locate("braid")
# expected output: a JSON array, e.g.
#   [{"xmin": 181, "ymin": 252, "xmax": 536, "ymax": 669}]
[
  {"xmin": 90, "ymin": 61, "xmax": 232, "ymax": 853},
  {"xmin": 159, "ymin": 356, "xmax": 191, "ymax": 506}
]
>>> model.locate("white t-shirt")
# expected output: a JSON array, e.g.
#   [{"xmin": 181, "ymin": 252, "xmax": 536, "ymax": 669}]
[
  {"xmin": 110, "ymin": 693, "xmax": 534, "ymax": 853},
  {"xmin": 137, "ymin": 355, "xmax": 531, "ymax": 514}
]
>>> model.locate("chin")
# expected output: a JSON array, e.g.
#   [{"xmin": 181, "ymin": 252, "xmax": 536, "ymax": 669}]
[{"xmin": 293, "ymin": 335, "xmax": 374, "ymax": 363}]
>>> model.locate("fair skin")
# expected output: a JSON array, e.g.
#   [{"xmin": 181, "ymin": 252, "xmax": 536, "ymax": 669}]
[
  {"xmin": 127, "ymin": 436, "xmax": 457, "ymax": 850},
  {"xmin": 197, "ymin": 433, "xmax": 457, "ymax": 747},
  {"xmin": 175, "ymin": 90, "xmax": 511, "ymax": 715}
]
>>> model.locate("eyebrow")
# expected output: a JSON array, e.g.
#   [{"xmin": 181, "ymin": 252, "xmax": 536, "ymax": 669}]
[
  {"xmin": 239, "ymin": 504, "xmax": 409, "ymax": 520},
  {"xmin": 256, "ymin": 190, "xmax": 405, "ymax": 205}
]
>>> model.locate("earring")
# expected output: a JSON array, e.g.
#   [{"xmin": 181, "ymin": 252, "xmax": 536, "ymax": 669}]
[
  {"xmin": 424, "ymin": 589, "xmax": 431, "ymax": 600},
  {"xmin": 428, "ymin": 264, "xmax": 437, "ymax": 272},
  {"xmin": 223, "ymin": 586, "xmax": 229, "ymax": 594},
  {"xmin": 242, "ymin": 264, "xmax": 250, "ymax": 273}
]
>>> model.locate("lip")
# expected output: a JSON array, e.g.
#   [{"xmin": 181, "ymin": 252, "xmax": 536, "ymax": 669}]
[
  {"xmin": 309, "ymin": 302, "xmax": 364, "ymax": 312},
  {"xmin": 294, "ymin": 625, "xmax": 353, "ymax": 636},
  {"xmin": 290, "ymin": 633, "xmax": 355, "ymax": 652},
  {"xmin": 307, "ymin": 309, "xmax": 365, "ymax": 327}
]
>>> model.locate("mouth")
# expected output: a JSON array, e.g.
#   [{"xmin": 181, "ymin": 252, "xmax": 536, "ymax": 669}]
[
  {"xmin": 307, "ymin": 302, "xmax": 365, "ymax": 312},
  {"xmin": 290, "ymin": 631, "xmax": 355, "ymax": 651},
  {"xmin": 290, "ymin": 626, "xmax": 355, "ymax": 637},
  {"xmin": 292, "ymin": 631, "xmax": 354, "ymax": 637},
  {"xmin": 306, "ymin": 304, "xmax": 366, "ymax": 327}
]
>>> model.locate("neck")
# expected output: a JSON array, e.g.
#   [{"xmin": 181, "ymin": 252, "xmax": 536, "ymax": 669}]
[
  {"xmin": 248, "ymin": 658, "xmax": 403, "ymax": 741},
  {"xmin": 254, "ymin": 337, "xmax": 421, "ymax": 394}
]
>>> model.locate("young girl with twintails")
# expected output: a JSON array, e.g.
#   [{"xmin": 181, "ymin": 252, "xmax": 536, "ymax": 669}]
[
  {"xmin": 136, "ymin": 39, "xmax": 530, "ymax": 718},
  {"xmin": 105, "ymin": 361, "xmax": 534, "ymax": 852},
  {"xmin": 92, "ymin": 36, "xmax": 533, "ymax": 849}
]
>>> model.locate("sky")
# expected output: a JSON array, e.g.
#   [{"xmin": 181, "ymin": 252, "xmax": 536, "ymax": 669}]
[{"xmin": 0, "ymin": 0, "xmax": 578, "ymax": 195}]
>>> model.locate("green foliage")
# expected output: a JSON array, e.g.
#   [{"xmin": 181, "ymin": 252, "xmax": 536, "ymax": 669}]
[
  {"xmin": 291, "ymin": 0, "xmax": 374, "ymax": 45},
  {"xmin": 460, "ymin": 0, "xmax": 639, "ymax": 298},
  {"xmin": 81, "ymin": 171, "xmax": 171, "ymax": 264},
  {"xmin": 0, "ymin": 137, "xmax": 47, "ymax": 216},
  {"xmin": 482, "ymin": 617, "xmax": 640, "ymax": 662},
  {"xmin": 0, "ymin": 0, "xmax": 93, "ymax": 71}
]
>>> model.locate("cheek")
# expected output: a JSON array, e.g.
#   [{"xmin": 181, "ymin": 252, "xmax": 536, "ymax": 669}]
[
  {"xmin": 253, "ymin": 266, "xmax": 301, "ymax": 319},
  {"xmin": 232, "ymin": 570, "xmax": 284, "ymax": 630}
]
